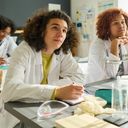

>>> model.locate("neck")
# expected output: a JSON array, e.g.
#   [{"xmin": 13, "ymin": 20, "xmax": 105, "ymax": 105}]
[
  {"xmin": 109, "ymin": 35, "xmax": 115, "ymax": 41},
  {"xmin": 42, "ymin": 49, "xmax": 54, "ymax": 55}
]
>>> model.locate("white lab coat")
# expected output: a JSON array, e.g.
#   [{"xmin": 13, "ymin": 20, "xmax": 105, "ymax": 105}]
[
  {"xmin": 87, "ymin": 38, "xmax": 128, "ymax": 83},
  {"xmin": 0, "ymin": 36, "xmax": 17, "ymax": 59},
  {"xmin": 0, "ymin": 41, "xmax": 85, "ymax": 128}
]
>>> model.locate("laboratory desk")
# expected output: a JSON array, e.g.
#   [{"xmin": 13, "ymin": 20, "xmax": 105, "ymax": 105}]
[
  {"xmin": 4, "ymin": 101, "xmax": 76, "ymax": 128},
  {"xmin": 4, "ymin": 78, "xmax": 128, "ymax": 128}
]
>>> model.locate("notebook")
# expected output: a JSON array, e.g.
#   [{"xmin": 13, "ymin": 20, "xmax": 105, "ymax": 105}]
[{"xmin": 55, "ymin": 114, "xmax": 119, "ymax": 128}]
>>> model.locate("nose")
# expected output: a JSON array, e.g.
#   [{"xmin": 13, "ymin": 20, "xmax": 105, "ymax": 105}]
[
  {"xmin": 1, "ymin": 32, "xmax": 9, "ymax": 38},
  {"xmin": 119, "ymin": 22, "xmax": 124, "ymax": 28},
  {"xmin": 56, "ymin": 28, "xmax": 63, "ymax": 37}
]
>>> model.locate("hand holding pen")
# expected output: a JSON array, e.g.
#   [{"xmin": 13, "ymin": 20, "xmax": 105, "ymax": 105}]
[{"xmin": 55, "ymin": 82, "xmax": 84, "ymax": 100}]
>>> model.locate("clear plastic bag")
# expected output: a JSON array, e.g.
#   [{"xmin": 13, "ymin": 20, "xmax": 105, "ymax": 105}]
[{"xmin": 37, "ymin": 100, "xmax": 69, "ymax": 119}]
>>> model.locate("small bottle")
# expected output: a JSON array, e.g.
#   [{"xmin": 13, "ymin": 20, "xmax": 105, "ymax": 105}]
[{"xmin": 0, "ymin": 64, "xmax": 8, "ymax": 90}]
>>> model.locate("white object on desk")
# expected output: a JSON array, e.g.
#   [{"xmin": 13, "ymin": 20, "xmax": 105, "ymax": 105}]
[
  {"xmin": 75, "ymin": 57, "xmax": 88, "ymax": 75},
  {"xmin": 63, "ymin": 96, "xmax": 84, "ymax": 105}
]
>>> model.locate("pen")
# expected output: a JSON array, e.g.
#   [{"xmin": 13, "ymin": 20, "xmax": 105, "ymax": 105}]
[{"xmin": 84, "ymin": 89, "xmax": 90, "ymax": 94}]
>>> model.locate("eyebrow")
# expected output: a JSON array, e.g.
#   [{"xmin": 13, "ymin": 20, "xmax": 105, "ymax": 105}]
[
  {"xmin": 49, "ymin": 23, "xmax": 68, "ymax": 30},
  {"xmin": 111, "ymin": 19, "xmax": 125, "ymax": 23},
  {"xmin": 112, "ymin": 18, "xmax": 125, "ymax": 22}
]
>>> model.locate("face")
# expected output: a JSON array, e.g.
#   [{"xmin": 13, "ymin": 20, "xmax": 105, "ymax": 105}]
[
  {"xmin": 0, "ymin": 27, "xmax": 11, "ymax": 41},
  {"xmin": 110, "ymin": 15, "xmax": 127, "ymax": 39},
  {"xmin": 44, "ymin": 18, "xmax": 68, "ymax": 53}
]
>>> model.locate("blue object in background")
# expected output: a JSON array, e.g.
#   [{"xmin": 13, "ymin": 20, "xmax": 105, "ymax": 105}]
[{"xmin": 95, "ymin": 89, "xmax": 112, "ymax": 105}]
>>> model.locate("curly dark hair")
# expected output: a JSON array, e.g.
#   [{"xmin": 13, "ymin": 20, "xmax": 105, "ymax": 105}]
[
  {"xmin": 96, "ymin": 8, "xmax": 128, "ymax": 40},
  {"xmin": 0, "ymin": 15, "xmax": 16, "ymax": 34},
  {"xmin": 24, "ymin": 9, "xmax": 79, "ymax": 54}
]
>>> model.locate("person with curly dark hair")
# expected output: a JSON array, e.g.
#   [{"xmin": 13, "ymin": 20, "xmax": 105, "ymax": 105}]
[
  {"xmin": 0, "ymin": 15, "xmax": 17, "ymax": 65},
  {"xmin": 87, "ymin": 8, "xmax": 128, "ymax": 83},
  {"xmin": 1, "ymin": 9, "xmax": 85, "ymax": 128},
  {"xmin": 2, "ymin": 9, "xmax": 85, "ymax": 101}
]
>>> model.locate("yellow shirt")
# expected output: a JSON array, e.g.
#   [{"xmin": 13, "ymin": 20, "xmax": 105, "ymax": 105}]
[
  {"xmin": 41, "ymin": 52, "xmax": 52, "ymax": 84},
  {"xmin": 41, "ymin": 52, "xmax": 56, "ymax": 99}
]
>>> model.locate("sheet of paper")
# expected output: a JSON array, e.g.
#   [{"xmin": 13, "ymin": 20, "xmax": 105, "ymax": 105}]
[{"xmin": 63, "ymin": 96, "xmax": 84, "ymax": 105}]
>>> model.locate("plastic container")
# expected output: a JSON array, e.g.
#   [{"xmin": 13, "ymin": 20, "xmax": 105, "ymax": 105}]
[{"xmin": 0, "ymin": 64, "xmax": 8, "ymax": 90}]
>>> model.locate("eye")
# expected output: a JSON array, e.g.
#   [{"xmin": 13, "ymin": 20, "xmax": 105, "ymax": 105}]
[
  {"xmin": 51, "ymin": 25, "xmax": 59, "ymax": 31},
  {"xmin": 121, "ymin": 20, "xmax": 125, "ymax": 24},
  {"xmin": 62, "ymin": 28, "xmax": 67, "ymax": 33},
  {"xmin": 113, "ymin": 21, "xmax": 119, "ymax": 25}
]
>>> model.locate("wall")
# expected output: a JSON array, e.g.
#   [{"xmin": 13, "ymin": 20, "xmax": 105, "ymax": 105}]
[
  {"xmin": 0, "ymin": 0, "xmax": 70, "ymax": 27},
  {"xmin": 118, "ymin": 0, "xmax": 128, "ymax": 12}
]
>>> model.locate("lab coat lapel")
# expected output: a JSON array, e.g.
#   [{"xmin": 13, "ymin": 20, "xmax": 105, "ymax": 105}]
[
  {"xmin": 49, "ymin": 54, "xmax": 59, "ymax": 74},
  {"xmin": 35, "ymin": 51, "xmax": 42, "ymax": 64},
  {"xmin": 35, "ymin": 51, "xmax": 43, "ymax": 81}
]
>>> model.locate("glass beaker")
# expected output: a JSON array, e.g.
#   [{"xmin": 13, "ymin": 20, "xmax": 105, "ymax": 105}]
[{"xmin": 112, "ymin": 77, "xmax": 128, "ymax": 118}]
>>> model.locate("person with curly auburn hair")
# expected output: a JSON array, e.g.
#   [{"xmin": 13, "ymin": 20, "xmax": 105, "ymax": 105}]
[
  {"xmin": 87, "ymin": 8, "xmax": 128, "ymax": 83},
  {"xmin": 0, "ymin": 15, "xmax": 17, "ymax": 65}
]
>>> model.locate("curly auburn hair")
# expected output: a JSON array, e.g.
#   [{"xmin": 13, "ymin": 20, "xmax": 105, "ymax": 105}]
[
  {"xmin": 96, "ymin": 8, "xmax": 128, "ymax": 40},
  {"xmin": 23, "ymin": 9, "xmax": 79, "ymax": 54}
]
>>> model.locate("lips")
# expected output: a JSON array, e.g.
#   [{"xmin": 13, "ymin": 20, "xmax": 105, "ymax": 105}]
[
  {"xmin": 118, "ymin": 29, "xmax": 125, "ymax": 34},
  {"xmin": 120, "ymin": 29, "xmax": 125, "ymax": 32},
  {"xmin": 119, "ymin": 28, "xmax": 125, "ymax": 31},
  {"xmin": 54, "ymin": 39, "xmax": 62, "ymax": 43}
]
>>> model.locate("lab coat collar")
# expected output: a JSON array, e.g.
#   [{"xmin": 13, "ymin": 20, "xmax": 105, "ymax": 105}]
[
  {"xmin": 35, "ymin": 51, "xmax": 60, "ymax": 79},
  {"xmin": 35, "ymin": 51, "xmax": 42, "ymax": 64}
]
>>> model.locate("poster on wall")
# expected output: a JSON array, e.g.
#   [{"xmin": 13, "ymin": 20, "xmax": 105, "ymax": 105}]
[
  {"xmin": 75, "ymin": 7, "xmax": 95, "ymax": 41},
  {"xmin": 48, "ymin": 3, "xmax": 61, "ymax": 11},
  {"xmin": 75, "ymin": 6, "xmax": 96, "ymax": 57},
  {"xmin": 98, "ymin": 0, "xmax": 116, "ymax": 13}
]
